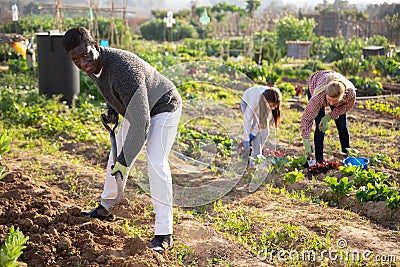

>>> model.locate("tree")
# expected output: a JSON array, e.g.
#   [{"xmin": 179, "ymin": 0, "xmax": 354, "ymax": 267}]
[
  {"xmin": 140, "ymin": 19, "xmax": 198, "ymax": 41},
  {"xmin": 366, "ymin": 3, "xmax": 400, "ymax": 20},
  {"xmin": 23, "ymin": 2, "xmax": 40, "ymax": 16},
  {"xmin": 275, "ymin": 15, "xmax": 316, "ymax": 53},
  {"xmin": 342, "ymin": 10, "xmax": 370, "ymax": 39},
  {"xmin": 245, "ymin": 0, "xmax": 261, "ymax": 57},
  {"xmin": 211, "ymin": 2, "xmax": 244, "ymax": 22},
  {"xmin": 385, "ymin": 13, "xmax": 400, "ymax": 45}
]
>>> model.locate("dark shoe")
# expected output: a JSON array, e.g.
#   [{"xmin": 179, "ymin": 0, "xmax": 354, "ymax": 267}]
[
  {"xmin": 150, "ymin": 234, "xmax": 173, "ymax": 251},
  {"xmin": 81, "ymin": 204, "xmax": 116, "ymax": 221}
]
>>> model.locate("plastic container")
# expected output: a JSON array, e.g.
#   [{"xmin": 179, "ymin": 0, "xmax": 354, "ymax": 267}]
[
  {"xmin": 36, "ymin": 31, "xmax": 80, "ymax": 106},
  {"xmin": 343, "ymin": 157, "xmax": 369, "ymax": 170}
]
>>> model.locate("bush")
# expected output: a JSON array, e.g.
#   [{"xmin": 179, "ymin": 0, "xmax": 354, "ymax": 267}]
[
  {"xmin": 225, "ymin": 61, "xmax": 268, "ymax": 82},
  {"xmin": 265, "ymin": 71, "xmax": 282, "ymax": 85},
  {"xmin": 140, "ymin": 19, "xmax": 198, "ymax": 41},
  {"xmin": 334, "ymin": 58, "xmax": 360, "ymax": 76},
  {"xmin": 253, "ymin": 42, "xmax": 282, "ymax": 65},
  {"xmin": 375, "ymin": 57, "xmax": 400, "ymax": 78},
  {"xmin": 349, "ymin": 77, "xmax": 383, "ymax": 96},
  {"xmin": 302, "ymin": 59, "xmax": 328, "ymax": 72},
  {"xmin": 227, "ymin": 38, "xmax": 247, "ymax": 57},
  {"xmin": 277, "ymin": 82, "xmax": 296, "ymax": 96}
]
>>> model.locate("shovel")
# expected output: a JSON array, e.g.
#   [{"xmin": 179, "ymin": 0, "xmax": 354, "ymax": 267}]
[{"xmin": 101, "ymin": 113, "xmax": 124, "ymax": 202}]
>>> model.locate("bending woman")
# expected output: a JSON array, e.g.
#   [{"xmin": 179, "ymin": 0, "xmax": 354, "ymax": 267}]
[
  {"xmin": 301, "ymin": 70, "xmax": 356, "ymax": 163},
  {"xmin": 241, "ymin": 86, "xmax": 282, "ymax": 163}
]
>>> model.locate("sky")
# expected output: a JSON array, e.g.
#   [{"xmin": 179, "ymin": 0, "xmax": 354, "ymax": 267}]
[
  {"xmin": 164, "ymin": 0, "xmax": 400, "ymax": 11},
  {"xmin": 108, "ymin": 0, "xmax": 400, "ymax": 17},
  {"xmin": 191, "ymin": 0, "xmax": 400, "ymax": 7},
  {"xmin": 336, "ymin": 0, "xmax": 399, "ymax": 3}
]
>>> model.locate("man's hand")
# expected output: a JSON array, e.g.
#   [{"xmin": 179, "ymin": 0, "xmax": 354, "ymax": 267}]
[
  {"xmin": 111, "ymin": 162, "xmax": 128, "ymax": 178},
  {"xmin": 249, "ymin": 134, "xmax": 256, "ymax": 142},
  {"xmin": 105, "ymin": 106, "xmax": 118, "ymax": 124},
  {"xmin": 318, "ymin": 114, "xmax": 331, "ymax": 132},
  {"xmin": 303, "ymin": 139, "xmax": 312, "ymax": 156}
]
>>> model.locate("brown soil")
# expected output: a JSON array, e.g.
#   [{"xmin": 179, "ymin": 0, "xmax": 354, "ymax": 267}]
[{"xmin": 0, "ymin": 172, "xmax": 165, "ymax": 267}]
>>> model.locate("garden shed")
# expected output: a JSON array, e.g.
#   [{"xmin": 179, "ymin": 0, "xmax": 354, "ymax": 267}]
[
  {"xmin": 286, "ymin": 40, "xmax": 312, "ymax": 59},
  {"xmin": 363, "ymin": 46, "xmax": 385, "ymax": 59}
]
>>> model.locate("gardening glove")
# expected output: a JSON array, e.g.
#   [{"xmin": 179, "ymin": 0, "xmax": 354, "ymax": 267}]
[
  {"xmin": 111, "ymin": 162, "xmax": 128, "ymax": 178},
  {"xmin": 249, "ymin": 134, "xmax": 256, "ymax": 142},
  {"xmin": 303, "ymin": 139, "xmax": 312, "ymax": 156},
  {"xmin": 318, "ymin": 114, "xmax": 331, "ymax": 132},
  {"xmin": 105, "ymin": 104, "xmax": 118, "ymax": 124},
  {"xmin": 243, "ymin": 141, "xmax": 251, "ymax": 150}
]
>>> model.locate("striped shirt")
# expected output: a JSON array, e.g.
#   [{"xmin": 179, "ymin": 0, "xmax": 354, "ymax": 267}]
[{"xmin": 301, "ymin": 70, "xmax": 356, "ymax": 139}]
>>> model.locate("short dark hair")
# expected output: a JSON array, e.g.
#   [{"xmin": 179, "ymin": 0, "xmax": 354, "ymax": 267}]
[{"xmin": 62, "ymin": 27, "xmax": 96, "ymax": 52}]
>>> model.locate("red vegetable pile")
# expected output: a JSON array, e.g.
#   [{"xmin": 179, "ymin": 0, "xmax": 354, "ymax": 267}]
[
  {"xmin": 309, "ymin": 160, "xmax": 341, "ymax": 175},
  {"xmin": 262, "ymin": 148, "xmax": 285, "ymax": 157}
]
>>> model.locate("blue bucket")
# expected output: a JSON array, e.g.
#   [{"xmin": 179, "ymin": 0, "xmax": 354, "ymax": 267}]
[{"xmin": 343, "ymin": 157, "xmax": 369, "ymax": 170}]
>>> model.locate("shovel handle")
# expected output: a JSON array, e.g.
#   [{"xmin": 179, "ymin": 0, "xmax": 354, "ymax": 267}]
[{"xmin": 101, "ymin": 113, "xmax": 119, "ymax": 161}]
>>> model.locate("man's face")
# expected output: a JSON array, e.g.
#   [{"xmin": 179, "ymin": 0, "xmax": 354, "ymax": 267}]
[{"xmin": 68, "ymin": 43, "xmax": 101, "ymax": 75}]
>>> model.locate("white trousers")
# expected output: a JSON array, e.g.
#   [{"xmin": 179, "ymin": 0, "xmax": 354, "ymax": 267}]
[
  {"xmin": 101, "ymin": 107, "xmax": 182, "ymax": 235},
  {"xmin": 250, "ymin": 127, "xmax": 269, "ymax": 159},
  {"xmin": 240, "ymin": 100, "xmax": 270, "ymax": 159}
]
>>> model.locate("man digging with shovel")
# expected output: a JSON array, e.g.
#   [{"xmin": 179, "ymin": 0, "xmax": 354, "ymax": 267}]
[{"xmin": 63, "ymin": 27, "xmax": 182, "ymax": 251}]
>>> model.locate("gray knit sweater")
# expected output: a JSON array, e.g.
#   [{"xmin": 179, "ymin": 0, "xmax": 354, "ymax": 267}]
[{"xmin": 89, "ymin": 47, "xmax": 181, "ymax": 166}]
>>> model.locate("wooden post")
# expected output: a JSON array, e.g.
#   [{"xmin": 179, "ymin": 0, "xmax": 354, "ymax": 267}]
[{"xmin": 55, "ymin": 0, "xmax": 63, "ymax": 31}]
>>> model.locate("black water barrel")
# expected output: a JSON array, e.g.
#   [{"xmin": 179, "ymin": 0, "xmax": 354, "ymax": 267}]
[{"xmin": 36, "ymin": 31, "xmax": 79, "ymax": 106}]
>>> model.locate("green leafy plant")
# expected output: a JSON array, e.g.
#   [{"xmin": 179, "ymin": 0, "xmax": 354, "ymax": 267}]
[
  {"xmin": 387, "ymin": 195, "xmax": 400, "ymax": 209},
  {"xmin": 0, "ymin": 130, "xmax": 12, "ymax": 159},
  {"xmin": 360, "ymin": 101, "xmax": 400, "ymax": 117},
  {"xmin": 355, "ymin": 182, "xmax": 397, "ymax": 203},
  {"xmin": 375, "ymin": 57, "xmax": 399, "ymax": 77},
  {"xmin": 179, "ymin": 127, "xmax": 232, "ymax": 157},
  {"xmin": 323, "ymin": 176, "xmax": 354, "ymax": 195},
  {"xmin": 338, "ymin": 165, "xmax": 360, "ymax": 176},
  {"xmin": 345, "ymin": 148, "xmax": 359, "ymax": 157},
  {"xmin": 265, "ymin": 71, "xmax": 282, "ymax": 85},
  {"xmin": 253, "ymin": 41, "xmax": 282, "ymax": 65},
  {"xmin": 302, "ymin": 59, "xmax": 328, "ymax": 72},
  {"xmin": 213, "ymin": 200, "xmax": 253, "ymax": 237},
  {"xmin": 352, "ymin": 169, "xmax": 388, "ymax": 187},
  {"xmin": 283, "ymin": 169, "xmax": 305, "ymax": 183},
  {"xmin": 334, "ymin": 57, "xmax": 360, "ymax": 76},
  {"xmin": 368, "ymin": 153, "xmax": 399, "ymax": 170},
  {"xmin": 285, "ymin": 154, "xmax": 307, "ymax": 170},
  {"xmin": 0, "ymin": 166, "xmax": 9, "ymax": 180},
  {"xmin": 276, "ymin": 82, "xmax": 295, "ymax": 96},
  {"xmin": 0, "ymin": 225, "xmax": 29, "ymax": 267},
  {"xmin": 349, "ymin": 77, "xmax": 383, "ymax": 96}
]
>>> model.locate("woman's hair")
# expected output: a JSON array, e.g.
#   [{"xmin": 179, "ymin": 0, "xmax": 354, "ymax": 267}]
[
  {"xmin": 325, "ymin": 80, "xmax": 346, "ymax": 99},
  {"xmin": 259, "ymin": 87, "xmax": 282, "ymax": 129},
  {"xmin": 313, "ymin": 73, "xmax": 353, "ymax": 100},
  {"xmin": 62, "ymin": 27, "xmax": 96, "ymax": 52}
]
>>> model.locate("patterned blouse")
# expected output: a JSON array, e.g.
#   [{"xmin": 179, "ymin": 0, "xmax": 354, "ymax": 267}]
[{"xmin": 301, "ymin": 70, "xmax": 356, "ymax": 139}]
